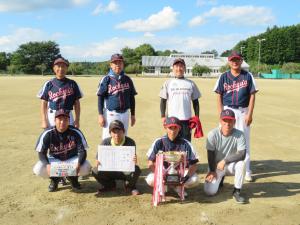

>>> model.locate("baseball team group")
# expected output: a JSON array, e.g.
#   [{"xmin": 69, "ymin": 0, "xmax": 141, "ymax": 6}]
[{"xmin": 33, "ymin": 51, "xmax": 258, "ymax": 204}]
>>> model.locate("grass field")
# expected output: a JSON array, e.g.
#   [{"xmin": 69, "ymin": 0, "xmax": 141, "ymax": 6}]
[{"xmin": 0, "ymin": 76, "xmax": 299, "ymax": 225}]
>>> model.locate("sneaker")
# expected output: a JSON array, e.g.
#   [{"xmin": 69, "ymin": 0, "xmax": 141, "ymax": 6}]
[
  {"xmin": 245, "ymin": 175, "xmax": 255, "ymax": 182},
  {"xmin": 232, "ymin": 191, "xmax": 246, "ymax": 204},
  {"xmin": 48, "ymin": 179, "xmax": 58, "ymax": 192},
  {"xmin": 70, "ymin": 179, "xmax": 81, "ymax": 191}
]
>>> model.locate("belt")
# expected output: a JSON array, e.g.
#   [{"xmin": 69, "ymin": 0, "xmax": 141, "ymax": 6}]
[
  {"xmin": 227, "ymin": 105, "xmax": 239, "ymax": 109},
  {"xmin": 227, "ymin": 105, "xmax": 246, "ymax": 109},
  {"xmin": 115, "ymin": 109, "xmax": 128, "ymax": 113},
  {"xmin": 49, "ymin": 109, "xmax": 72, "ymax": 113}
]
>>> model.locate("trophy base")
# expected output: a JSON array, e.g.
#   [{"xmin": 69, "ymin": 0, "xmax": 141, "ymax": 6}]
[{"xmin": 165, "ymin": 174, "xmax": 180, "ymax": 185}]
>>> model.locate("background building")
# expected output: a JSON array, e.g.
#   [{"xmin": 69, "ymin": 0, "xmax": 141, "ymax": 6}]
[{"xmin": 142, "ymin": 53, "xmax": 249, "ymax": 77}]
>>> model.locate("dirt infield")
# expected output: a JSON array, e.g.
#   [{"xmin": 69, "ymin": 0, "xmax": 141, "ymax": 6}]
[{"xmin": 0, "ymin": 76, "xmax": 299, "ymax": 225}]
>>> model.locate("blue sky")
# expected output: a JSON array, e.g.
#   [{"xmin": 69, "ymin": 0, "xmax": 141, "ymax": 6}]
[{"xmin": 0, "ymin": 0, "xmax": 299, "ymax": 61}]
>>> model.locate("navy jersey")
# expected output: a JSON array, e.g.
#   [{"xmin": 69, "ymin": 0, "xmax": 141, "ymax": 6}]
[
  {"xmin": 97, "ymin": 69, "xmax": 137, "ymax": 112},
  {"xmin": 37, "ymin": 77, "xmax": 83, "ymax": 110},
  {"xmin": 146, "ymin": 135, "xmax": 199, "ymax": 166},
  {"xmin": 214, "ymin": 70, "xmax": 258, "ymax": 107},
  {"xmin": 35, "ymin": 125, "xmax": 88, "ymax": 161}
]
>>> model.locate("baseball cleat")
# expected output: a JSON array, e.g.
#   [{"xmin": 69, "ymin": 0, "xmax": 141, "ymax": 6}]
[{"xmin": 232, "ymin": 191, "xmax": 246, "ymax": 204}]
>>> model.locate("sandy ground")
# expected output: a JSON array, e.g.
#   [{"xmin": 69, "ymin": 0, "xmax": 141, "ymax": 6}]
[{"xmin": 0, "ymin": 76, "xmax": 299, "ymax": 225}]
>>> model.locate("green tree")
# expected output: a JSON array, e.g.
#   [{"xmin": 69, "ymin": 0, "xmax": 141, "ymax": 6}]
[
  {"xmin": 192, "ymin": 64, "xmax": 211, "ymax": 76},
  {"xmin": 220, "ymin": 50, "xmax": 231, "ymax": 57},
  {"xmin": 35, "ymin": 63, "xmax": 47, "ymax": 75},
  {"xmin": 10, "ymin": 41, "xmax": 60, "ymax": 74},
  {"xmin": 124, "ymin": 63, "xmax": 141, "ymax": 74},
  {"xmin": 7, "ymin": 64, "xmax": 17, "ymax": 75},
  {"xmin": 220, "ymin": 64, "xmax": 230, "ymax": 73},
  {"xmin": 134, "ymin": 44, "xmax": 156, "ymax": 64},
  {"xmin": 0, "ymin": 52, "xmax": 9, "ymax": 71},
  {"xmin": 68, "ymin": 63, "xmax": 84, "ymax": 75},
  {"xmin": 281, "ymin": 62, "xmax": 300, "ymax": 74},
  {"xmin": 98, "ymin": 61, "xmax": 110, "ymax": 75}
]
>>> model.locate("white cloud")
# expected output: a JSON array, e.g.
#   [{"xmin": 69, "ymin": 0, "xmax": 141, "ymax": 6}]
[
  {"xmin": 196, "ymin": 0, "xmax": 217, "ymax": 7},
  {"xmin": 0, "ymin": 28, "xmax": 65, "ymax": 52},
  {"xmin": 189, "ymin": 5, "xmax": 275, "ymax": 27},
  {"xmin": 0, "ymin": 0, "xmax": 90, "ymax": 12},
  {"xmin": 189, "ymin": 16, "xmax": 206, "ymax": 27},
  {"xmin": 92, "ymin": 0, "xmax": 119, "ymax": 16},
  {"xmin": 115, "ymin": 6, "xmax": 179, "ymax": 32}
]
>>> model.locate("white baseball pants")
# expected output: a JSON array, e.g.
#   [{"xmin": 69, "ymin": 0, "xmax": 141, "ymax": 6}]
[
  {"xmin": 145, "ymin": 170, "xmax": 199, "ymax": 189},
  {"xmin": 102, "ymin": 109, "xmax": 129, "ymax": 140},
  {"xmin": 224, "ymin": 106, "xmax": 251, "ymax": 177},
  {"xmin": 204, "ymin": 161, "xmax": 245, "ymax": 196},
  {"xmin": 33, "ymin": 156, "xmax": 91, "ymax": 178}
]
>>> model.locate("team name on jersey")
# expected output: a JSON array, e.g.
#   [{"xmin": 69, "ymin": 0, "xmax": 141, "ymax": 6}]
[
  {"xmin": 224, "ymin": 80, "xmax": 248, "ymax": 93},
  {"xmin": 48, "ymin": 87, "xmax": 74, "ymax": 101},
  {"xmin": 108, "ymin": 82, "xmax": 130, "ymax": 95},
  {"xmin": 50, "ymin": 140, "xmax": 76, "ymax": 155}
]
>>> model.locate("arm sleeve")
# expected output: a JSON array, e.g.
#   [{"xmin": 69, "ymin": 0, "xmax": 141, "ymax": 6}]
[
  {"xmin": 207, "ymin": 150, "xmax": 216, "ymax": 172},
  {"xmin": 224, "ymin": 150, "xmax": 246, "ymax": 164},
  {"xmin": 130, "ymin": 94, "xmax": 135, "ymax": 116},
  {"xmin": 78, "ymin": 149, "xmax": 87, "ymax": 165},
  {"xmin": 75, "ymin": 133, "xmax": 87, "ymax": 165},
  {"xmin": 192, "ymin": 99, "xmax": 199, "ymax": 117},
  {"xmin": 160, "ymin": 98, "xmax": 167, "ymax": 117},
  {"xmin": 98, "ymin": 95, "xmax": 105, "ymax": 114},
  {"xmin": 38, "ymin": 151, "xmax": 49, "ymax": 164}
]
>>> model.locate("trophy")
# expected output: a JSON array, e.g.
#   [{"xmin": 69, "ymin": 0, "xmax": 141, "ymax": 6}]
[
  {"xmin": 152, "ymin": 151, "xmax": 187, "ymax": 206},
  {"xmin": 164, "ymin": 151, "xmax": 184, "ymax": 185}
]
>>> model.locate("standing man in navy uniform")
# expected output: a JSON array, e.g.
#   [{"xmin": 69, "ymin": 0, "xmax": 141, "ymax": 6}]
[
  {"xmin": 97, "ymin": 53, "xmax": 137, "ymax": 140},
  {"xmin": 37, "ymin": 57, "xmax": 83, "ymax": 129},
  {"xmin": 213, "ymin": 51, "xmax": 258, "ymax": 182}
]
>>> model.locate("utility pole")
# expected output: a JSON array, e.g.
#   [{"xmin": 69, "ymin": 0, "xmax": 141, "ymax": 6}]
[
  {"xmin": 240, "ymin": 46, "xmax": 245, "ymax": 55},
  {"xmin": 257, "ymin": 38, "xmax": 266, "ymax": 70}
]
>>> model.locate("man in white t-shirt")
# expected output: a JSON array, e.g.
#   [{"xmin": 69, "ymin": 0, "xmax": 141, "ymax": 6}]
[{"xmin": 159, "ymin": 58, "xmax": 201, "ymax": 141}]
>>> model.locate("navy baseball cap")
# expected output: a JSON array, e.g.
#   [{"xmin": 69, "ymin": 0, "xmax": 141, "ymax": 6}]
[
  {"xmin": 173, "ymin": 58, "xmax": 186, "ymax": 67},
  {"xmin": 55, "ymin": 109, "xmax": 70, "ymax": 118},
  {"xmin": 109, "ymin": 120, "xmax": 125, "ymax": 132},
  {"xmin": 228, "ymin": 51, "xmax": 243, "ymax": 61},
  {"xmin": 164, "ymin": 117, "xmax": 181, "ymax": 128},
  {"xmin": 111, "ymin": 53, "xmax": 124, "ymax": 62},
  {"xmin": 220, "ymin": 109, "xmax": 235, "ymax": 120},
  {"xmin": 53, "ymin": 57, "xmax": 69, "ymax": 67}
]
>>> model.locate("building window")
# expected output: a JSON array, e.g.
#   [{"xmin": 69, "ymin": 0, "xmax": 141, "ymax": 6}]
[
  {"xmin": 161, "ymin": 67, "xmax": 171, "ymax": 74},
  {"xmin": 144, "ymin": 66, "xmax": 155, "ymax": 73}
]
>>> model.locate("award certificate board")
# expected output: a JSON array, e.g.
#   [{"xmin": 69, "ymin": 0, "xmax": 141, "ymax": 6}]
[
  {"xmin": 50, "ymin": 160, "xmax": 77, "ymax": 177},
  {"xmin": 97, "ymin": 145, "xmax": 135, "ymax": 172}
]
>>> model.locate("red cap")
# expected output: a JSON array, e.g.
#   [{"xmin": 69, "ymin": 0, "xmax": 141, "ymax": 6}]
[
  {"xmin": 220, "ymin": 109, "xmax": 235, "ymax": 120},
  {"xmin": 53, "ymin": 57, "xmax": 69, "ymax": 67},
  {"xmin": 228, "ymin": 51, "xmax": 243, "ymax": 61},
  {"xmin": 111, "ymin": 53, "xmax": 124, "ymax": 62},
  {"xmin": 164, "ymin": 117, "xmax": 181, "ymax": 128},
  {"xmin": 173, "ymin": 58, "xmax": 186, "ymax": 67}
]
